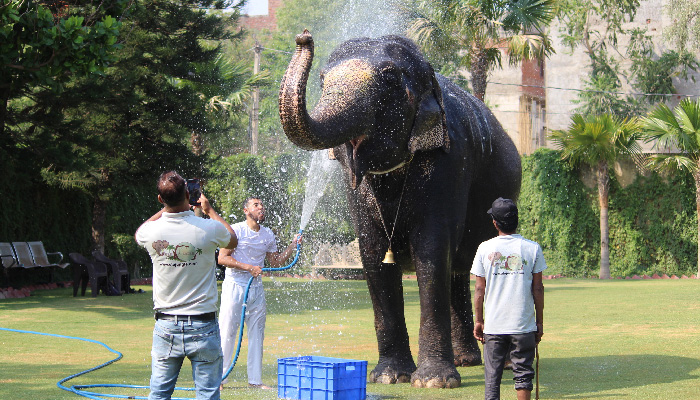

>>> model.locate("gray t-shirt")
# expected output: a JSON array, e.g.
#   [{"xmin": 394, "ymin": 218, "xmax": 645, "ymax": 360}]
[
  {"xmin": 470, "ymin": 234, "xmax": 547, "ymax": 334},
  {"xmin": 224, "ymin": 222, "xmax": 278, "ymax": 287},
  {"xmin": 135, "ymin": 211, "xmax": 231, "ymax": 314}
]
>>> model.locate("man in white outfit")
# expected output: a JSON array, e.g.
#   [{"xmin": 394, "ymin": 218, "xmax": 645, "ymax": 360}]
[{"xmin": 217, "ymin": 196, "xmax": 302, "ymax": 390}]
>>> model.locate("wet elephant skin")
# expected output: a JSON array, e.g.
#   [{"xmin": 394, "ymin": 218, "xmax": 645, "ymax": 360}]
[{"xmin": 279, "ymin": 30, "xmax": 522, "ymax": 388}]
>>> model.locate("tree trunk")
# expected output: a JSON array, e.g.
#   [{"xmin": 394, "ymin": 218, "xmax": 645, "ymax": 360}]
[
  {"xmin": 469, "ymin": 53, "xmax": 489, "ymax": 102},
  {"xmin": 91, "ymin": 169, "xmax": 111, "ymax": 253},
  {"xmin": 695, "ymin": 164, "xmax": 700, "ymax": 278},
  {"xmin": 190, "ymin": 130, "xmax": 204, "ymax": 156},
  {"xmin": 597, "ymin": 160, "xmax": 611, "ymax": 279},
  {"xmin": 0, "ymin": 87, "xmax": 9, "ymax": 137}
]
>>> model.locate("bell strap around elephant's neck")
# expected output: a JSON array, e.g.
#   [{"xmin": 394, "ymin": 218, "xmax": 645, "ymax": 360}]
[{"xmin": 368, "ymin": 157, "xmax": 413, "ymax": 264}]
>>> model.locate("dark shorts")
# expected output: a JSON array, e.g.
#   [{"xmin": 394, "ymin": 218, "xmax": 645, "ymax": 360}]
[{"xmin": 483, "ymin": 332, "xmax": 536, "ymax": 400}]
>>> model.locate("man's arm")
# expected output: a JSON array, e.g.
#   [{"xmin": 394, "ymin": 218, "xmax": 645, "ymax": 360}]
[
  {"xmin": 266, "ymin": 233, "xmax": 302, "ymax": 267},
  {"xmin": 532, "ymin": 271, "xmax": 544, "ymax": 343},
  {"xmin": 217, "ymin": 248, "xmax": 262, "ymax": 277},
  {"xmin": 473, "ymin": 274, "xmax": 486, "ymax": 344},
  {"xmin": 199, "ymin": 193, "xmax": 237, "ymax": 250}
]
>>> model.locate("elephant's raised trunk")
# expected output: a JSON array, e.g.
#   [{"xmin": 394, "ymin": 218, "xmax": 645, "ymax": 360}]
[{"xmin": 279, "ymin": 30, "xmax": 365, "ymax": 150}]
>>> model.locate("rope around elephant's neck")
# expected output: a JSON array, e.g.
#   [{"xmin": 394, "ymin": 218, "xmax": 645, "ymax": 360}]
[{"xmin": 369, "ymin": 158, "xmax": 412, "ymax": 256}]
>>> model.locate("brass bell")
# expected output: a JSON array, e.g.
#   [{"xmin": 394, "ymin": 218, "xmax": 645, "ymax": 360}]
[{"xmin": 382, "ymin": 247, "xmax": 395, "ymax": 264}]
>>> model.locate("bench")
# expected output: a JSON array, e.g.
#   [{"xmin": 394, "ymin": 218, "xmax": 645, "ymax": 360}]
[{"xmin": 310, "ymin": 264, "xmax": 364, "ymax": 279}]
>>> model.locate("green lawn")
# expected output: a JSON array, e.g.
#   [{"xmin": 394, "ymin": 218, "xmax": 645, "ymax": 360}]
[{"xmin": 1, "ymin": 278, "xmax": 699, "ymax": 399}]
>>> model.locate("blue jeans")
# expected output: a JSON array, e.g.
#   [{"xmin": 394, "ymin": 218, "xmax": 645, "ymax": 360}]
[{"xmin": 149, "ymin": 319, "xmax": 223, "ymax": 400}]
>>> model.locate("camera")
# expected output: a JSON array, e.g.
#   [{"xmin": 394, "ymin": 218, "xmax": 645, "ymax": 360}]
[{"xmin": 186, "ymin": 178, "xmax": 201, "ymax": 206}]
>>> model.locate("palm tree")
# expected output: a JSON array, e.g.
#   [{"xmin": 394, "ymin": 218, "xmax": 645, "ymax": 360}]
[
  {"xmin": 406, "ymin": 0, "xmax": 556, "ymax": 100},
  {"xmin": 550, "ymin": 114, "xmax": 643, "ymax": 279},
  {"xmin": 642, "ymin": 99, "xmax": 700, "ymax": 278}
]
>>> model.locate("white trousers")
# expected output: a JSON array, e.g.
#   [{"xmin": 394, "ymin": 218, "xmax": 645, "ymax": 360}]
[{"xmin": 219, "ymin": 278, "xmax": 266, "ymax": 385}]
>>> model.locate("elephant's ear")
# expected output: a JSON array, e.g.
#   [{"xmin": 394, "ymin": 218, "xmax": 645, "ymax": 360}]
[{"xmin": 408, "ymin": 75, "xmax": 450, "ymax": 154}]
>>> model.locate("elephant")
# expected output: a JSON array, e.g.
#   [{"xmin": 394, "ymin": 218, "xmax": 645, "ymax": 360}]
[{"xmin": 279, "ymin": 30, "xmax": 521, "ymax": 388}]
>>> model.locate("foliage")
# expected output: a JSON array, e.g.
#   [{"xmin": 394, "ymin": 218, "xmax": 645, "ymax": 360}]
[
  {"xmin": 608, "ymin": 172, "xmax": 697, "ymax": 277},
  {"xmin": 520, "ymin": 149, "xmax": 698, "ymax": 277},
  {"xmin": 21, "ymin": 0, "xmax": 247, "ymax": 251},
  {"xmin": 558, "ymin": 0, "xmax": 698, "ymax": 117},
  {"xmin": 405, "ymin": 0, "xmax": 556, "ymax": 99},
  {"xmin": 557, "ymin": 0, "xmax": 640, "ymax": 55},
  {"xmin": 641, "ymin": 99, "xmax": 700, "ymax": 276},
  {"xmin": 627, "ymin": 30, "xmax": 698, "ymax": 105},
  {"xmin": 642, "ymin": 99, "xmax": 700, "ymax": 173},
  {"xmin": 549, "ymin": 114, "xmax": 643, "ymax": 167},
  {"xmin": 571, "ymin": 49, "xmax": 643, "ymax": 118},
  {"xmin": 0, "ymin": 0, "xmax": 127, "ymax": 135},
  {"xmin": 664, "ymin": 0, "xmax": 700, "ymax": 52},
  {"xmin": 519, "ymin": 149, "xmax": 600, "ymax": 277}
]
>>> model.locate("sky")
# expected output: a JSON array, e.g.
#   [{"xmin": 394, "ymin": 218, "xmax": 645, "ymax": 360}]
[{"xmin": 240, "ymin": 0, "xmax": 268, "ymax": 16}]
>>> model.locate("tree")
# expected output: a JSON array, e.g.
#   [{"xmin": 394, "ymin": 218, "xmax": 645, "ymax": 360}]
[
  {"xmin": 0, "ymin": 0, "xmax": 127, "ymax": 136},
  {"xmin": 32, "ymin": 0, "xmax": 250, "ymax": 252},
  {"xmin": 557, "ymin": 0, "xmax": 640, "ymax": 116},
  {"xmin": 627, "ymin": 29, "xmax": 698, "ymax": 107},
  {"xmin": 665, "ymin": 0, "xmax": 700, "ymax": 53},
  {"xmin": 550, "ymin": 114, "xmax": 643, "ymax": 278},
  {"xmin": 405, "ymin": 0, "xmax": 556, "ymax": 100},
  {"xmin": 642, "ymin": 99, "xmax": 700, "ymax": 278}
]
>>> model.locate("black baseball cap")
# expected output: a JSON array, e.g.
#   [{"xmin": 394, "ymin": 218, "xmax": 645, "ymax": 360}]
[{"xmin": 487, "ymin": 197, "xmax": 518, "ymax": 225}]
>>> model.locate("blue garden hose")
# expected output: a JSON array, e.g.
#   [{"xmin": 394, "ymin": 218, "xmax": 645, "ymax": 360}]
[{"xmin": 0, "ymin": 229, "xmax": 302, "ymax": 399}]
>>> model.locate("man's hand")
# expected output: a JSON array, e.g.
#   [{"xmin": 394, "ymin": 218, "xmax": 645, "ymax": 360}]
[
  {"xmin": 536, "ymin": 323, "xmax": 543, "ymax": 344},
  {"xmin": 293, "ymin": 233, "xmax": 303, "ymax": 246},
  {"xmin": 473, "ymin": 321, "xmax": 485, "ymax": 344},
  {"xmin": 246, "ymin": 263, "xmax": 263, "ymax": 278},
  {"xmin": 197, "ymin": 193, "xmax": 213, "ymax": 215}
]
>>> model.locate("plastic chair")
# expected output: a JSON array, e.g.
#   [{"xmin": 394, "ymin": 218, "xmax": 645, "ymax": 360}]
[
  {"xmin": 69, "ymin": 253, "xmax": 108, "ymax": 297},
  {"xmin": 92, "ymin": 250, "xmax": 131, "ymax": 294}
]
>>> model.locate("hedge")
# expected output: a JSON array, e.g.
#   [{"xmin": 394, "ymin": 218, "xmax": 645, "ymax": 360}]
[{"xmin": 519, "ymin": 148, "xmax": 697, "ymax": 277}]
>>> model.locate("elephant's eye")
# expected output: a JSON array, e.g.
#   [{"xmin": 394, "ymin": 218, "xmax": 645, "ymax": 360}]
[{"xmin": 381, "ymin": 67, "xmax": 400, "ymax": 85}]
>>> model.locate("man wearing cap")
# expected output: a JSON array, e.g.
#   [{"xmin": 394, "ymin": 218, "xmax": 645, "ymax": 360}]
[
  {"xmin": 135, "ymin": 171, "xmax": 237, "ymax": 400},
  {"xmin": 471, "ymin": 197, "xmax": 546, "ymax": 400}
]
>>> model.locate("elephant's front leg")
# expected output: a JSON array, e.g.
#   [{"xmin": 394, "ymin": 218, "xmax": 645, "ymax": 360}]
[
  {"xmin": 365, "ymin": 262, "xmax": 416, "ymax": 384},
  {"xmin": 410, "ymin": 245, "xmax": 461, "ymax": 388}
]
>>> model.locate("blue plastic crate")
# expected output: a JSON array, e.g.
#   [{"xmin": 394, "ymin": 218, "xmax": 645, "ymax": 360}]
[{"xmin": 277, "ymin": 356, "xmax": 368, "ymax": 400}]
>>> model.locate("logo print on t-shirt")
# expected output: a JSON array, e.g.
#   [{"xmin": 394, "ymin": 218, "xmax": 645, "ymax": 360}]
[
  {"xmin": 152, "ymin": 240, "xmax": 203, "ymax": 262},
  {"xmin": 488, "ymin": 251, "xmax": 527, "ymax": 273}
]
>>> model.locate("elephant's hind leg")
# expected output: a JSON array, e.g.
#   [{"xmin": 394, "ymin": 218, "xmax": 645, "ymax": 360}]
[{"xmin": 451, "ymin": 272, "xmax": 482, "ymax": 366}]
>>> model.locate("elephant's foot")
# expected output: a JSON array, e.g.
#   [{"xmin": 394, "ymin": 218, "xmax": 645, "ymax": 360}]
[
  {"xmin": 369, "ymin": 356, "xmax": 416, "ymax": 384},
  {"xmin": 454, "ymin": 349, "xmax": 482, "ymax": 366},
  {"xmin": 410, "ymin": 359, "xmax": 461, "ymax": 388}
]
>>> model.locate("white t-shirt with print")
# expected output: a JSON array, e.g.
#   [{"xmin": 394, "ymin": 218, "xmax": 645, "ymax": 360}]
[
  {"xmin": 135, "ymin": 211, "xmax": 231, "ymax": 315},
  {"xmin": 470, "ymin": 234, "xmax": 547, "ymax": 335},
  {"xmin": 225, "ymin": 221, "xmax": 278, "ymax": 287}
]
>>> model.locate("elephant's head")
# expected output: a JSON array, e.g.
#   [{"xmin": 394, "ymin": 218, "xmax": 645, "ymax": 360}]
[{"xmin": 279, "ymin": 30, "xmax": 449, "ymax": 188}]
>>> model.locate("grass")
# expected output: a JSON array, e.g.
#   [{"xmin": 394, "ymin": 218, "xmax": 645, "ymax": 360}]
[{"xmin": 1, "ymin": 277, "xmax": 699, "ymax": 399}]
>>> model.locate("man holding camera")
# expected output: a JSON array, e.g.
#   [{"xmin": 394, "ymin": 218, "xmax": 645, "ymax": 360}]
[
  {"xmin": 135, "ymin": 171, "xmax": 237, "ymax": 400},
  {"xmin": 471, "ymin": 197, "xmax": 546, "ymax": 400}
]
